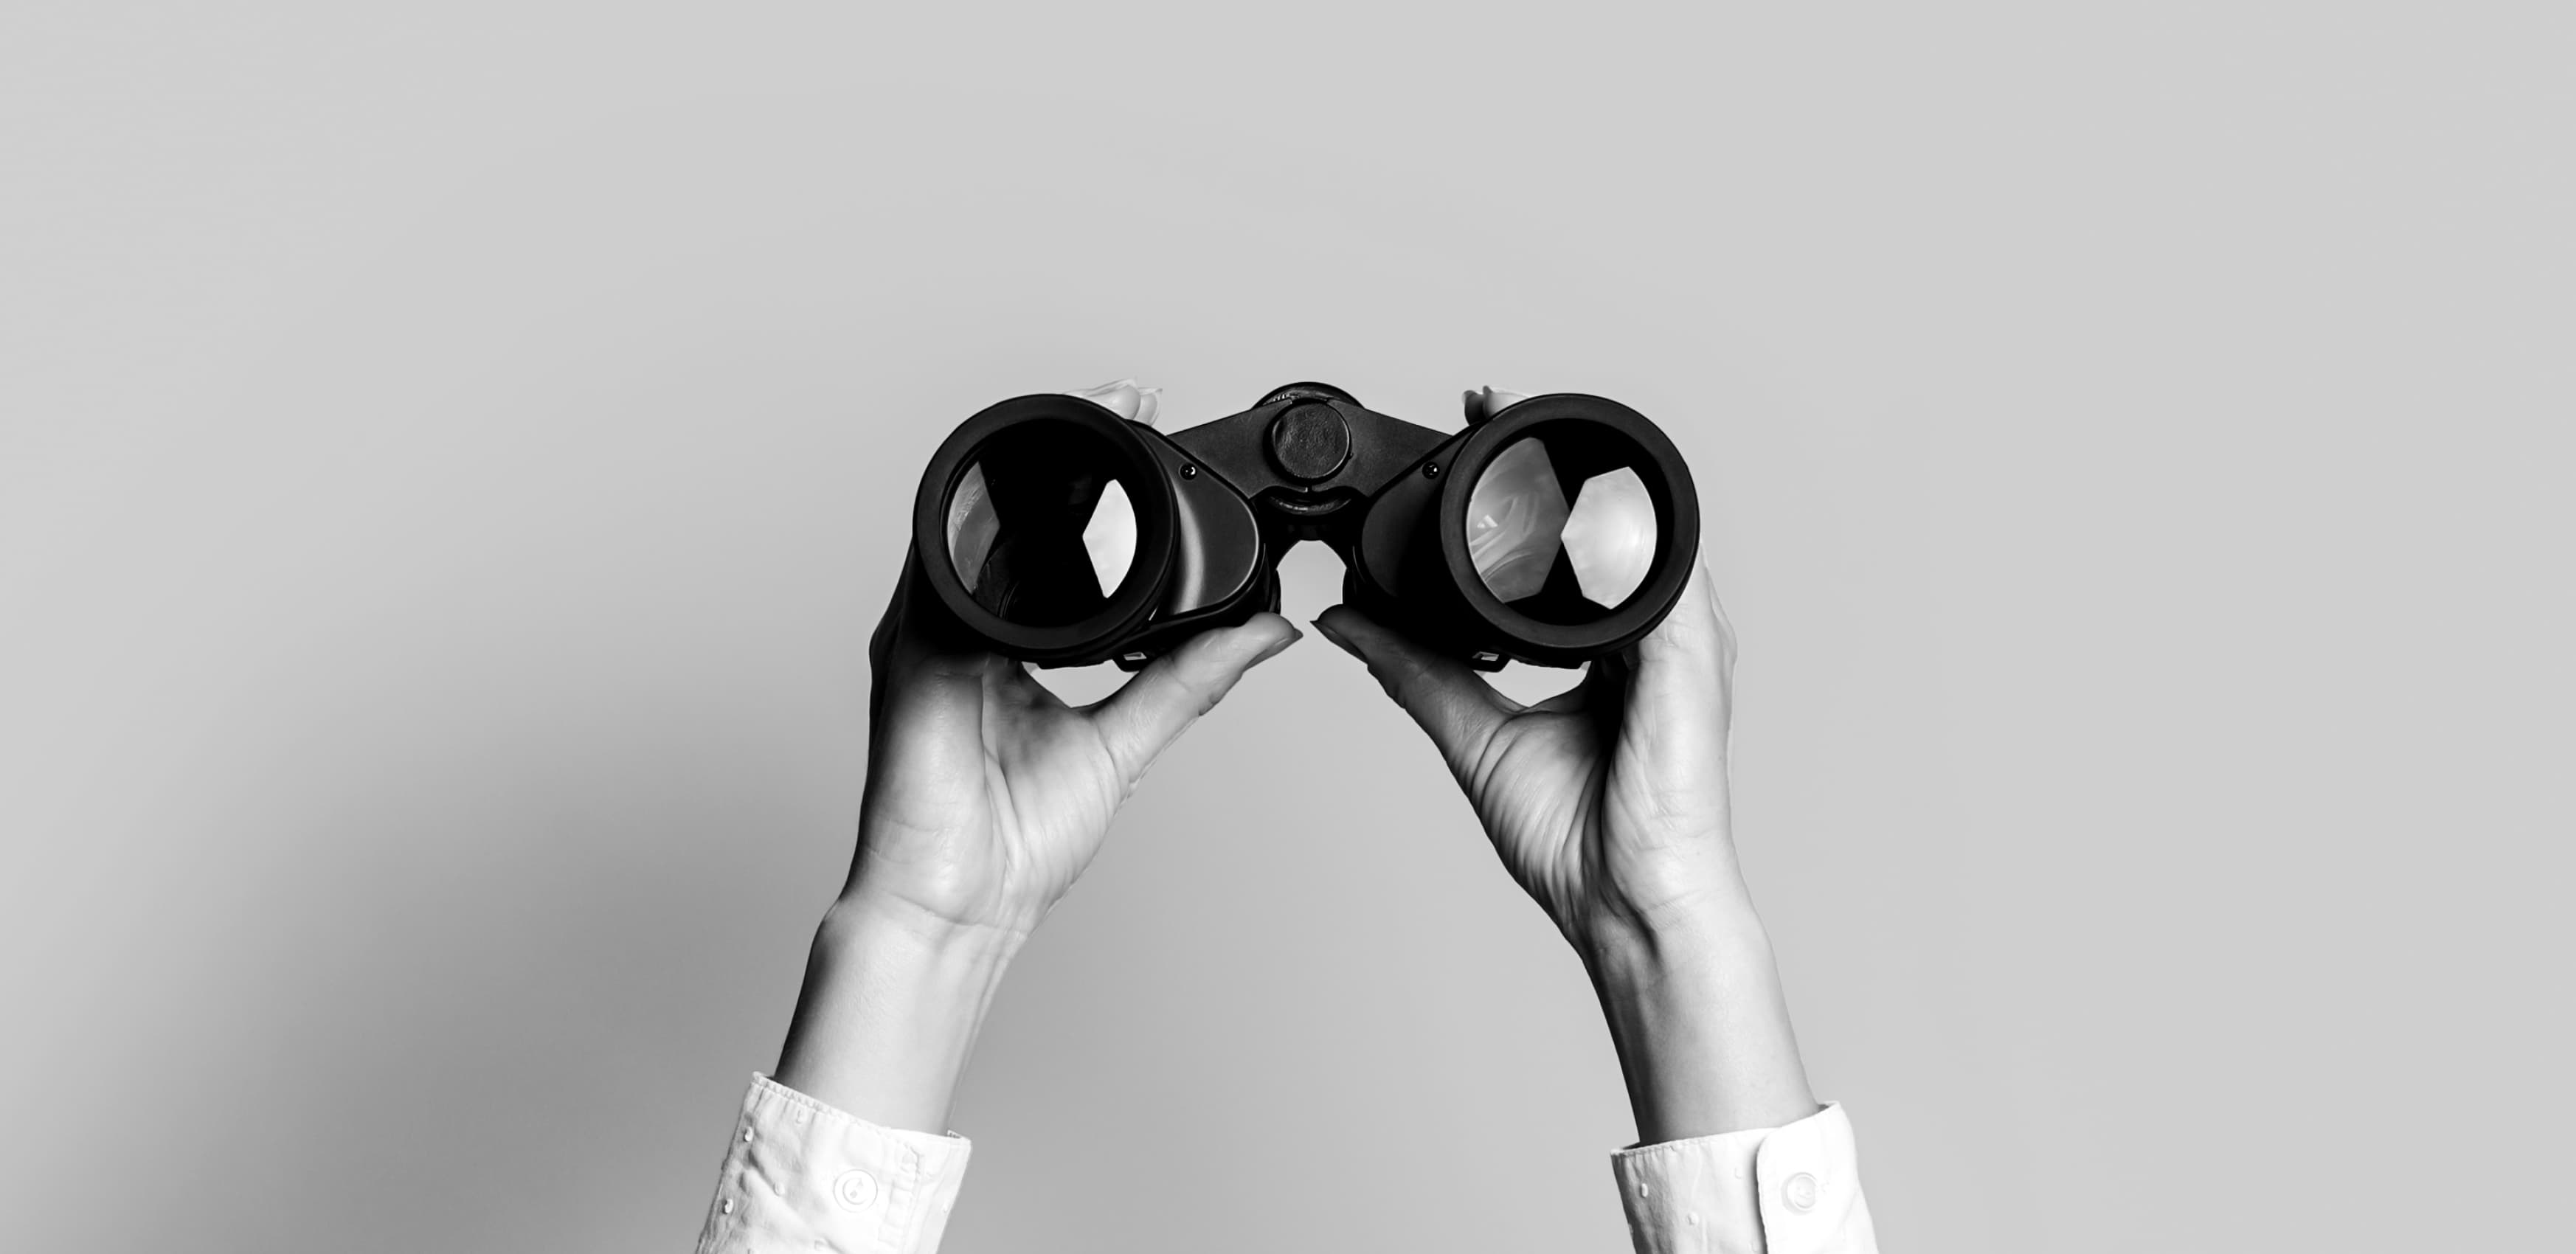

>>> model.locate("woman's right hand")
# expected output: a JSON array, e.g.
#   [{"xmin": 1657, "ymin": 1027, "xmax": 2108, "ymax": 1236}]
[{"xmin": 1315, "ymin": 544, "xmax": 1820, "ymax": 1142}]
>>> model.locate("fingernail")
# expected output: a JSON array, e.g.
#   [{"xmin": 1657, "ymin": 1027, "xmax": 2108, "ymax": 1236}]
[
  {"xmin": 1309, "ymin": 617, "xmax": 1355, "ymax": 654},
  {"xmin": 1483, "ymin": 386, "xmax": 1533, "ymax": 418},
  {"xmin": 1253, "ymin": 625, "xmax": 1303, "ymax": 664},
  {"xmin": 1068, "ymin": 379, "xmax": 1148, "ymax": 422}
]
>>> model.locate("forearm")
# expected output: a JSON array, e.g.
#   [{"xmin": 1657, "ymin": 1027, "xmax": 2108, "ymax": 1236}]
[
  {"xmin": 772, "ymin": 893, "xmax": 1024, "ymax": 1134},
  {"xmin": 1585, "ymin": 890, "xmax": 1821, "ymax": 1145}
]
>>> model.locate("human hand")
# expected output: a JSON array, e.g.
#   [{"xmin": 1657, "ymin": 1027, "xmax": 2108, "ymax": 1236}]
[
  {"xmin": 776, "ymin": 381, "xmax": 1299, "ymax": 1131},
  {"xmin": 1312, "ymin": 392, "xmax": 1818, "ymax": 1140},
  {"xmin": 1312, "ymin": 561, "xmax": 1747, "ymax": 963},
  {"xmin": 844, "ymin": 536, "xmax": 1301, "ymax": 945}
]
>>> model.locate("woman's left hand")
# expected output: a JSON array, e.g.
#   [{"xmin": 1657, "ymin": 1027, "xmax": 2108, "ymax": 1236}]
[{"xmin": 775, "ymin": 381, "xmax": 1299, "ymax": 1132}]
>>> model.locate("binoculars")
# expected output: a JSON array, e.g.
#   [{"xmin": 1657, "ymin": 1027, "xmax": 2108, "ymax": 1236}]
[{"xmin": 911, "ymin": 382, "xmax": 1698, "ymax": 671}]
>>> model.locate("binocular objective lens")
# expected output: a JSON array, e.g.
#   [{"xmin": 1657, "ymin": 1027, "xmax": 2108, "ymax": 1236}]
[
  {"xmin": 1466, "ymin": 437, "xmax": 1571, "ymax": 603},
  {"xmin": 1466, "ymin": 435, "xmax": 1661, "ymax": 620},
  {"xmin": 1559, "ymin": 466, "xmax": 1655, "ymax": 609},
  {"xmin": 941, "ymin": 421, "xmax": 1140, "ymax": 627}
]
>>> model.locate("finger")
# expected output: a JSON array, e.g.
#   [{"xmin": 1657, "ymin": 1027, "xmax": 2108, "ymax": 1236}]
[
  {"xmin": 1090, "ymin": 612, "xmax": 1301, "ymax": 780},
  {"xmin": 996, "ymin": 653, "xmax": 1075, "ymax": 713},
  {"xmin": 873, "ymin": 551, "xmax": 988, "ymax": 666},
  {"xmin": 866, "ymin": 561, "xmax": 909, "ymax": 696},
  {"xmin": 1624, "ymin": 562, "xmax": 1737, "ymax": 749},
  {"xmin": 1467, "ymin": 384, "xmax": 1535, "ymax": 421},
  {"xmin": 1067, "ymin": 378, "xmax": 1161, "ymax": 426},
  {"xmin": 1311, "ymin": 605, "xmax": 1516, "ymax": 777},
  {"xmin": 1633, "ymin": 558, "xmax": 1734, "ymax": 667},
  {"xmin": 1069, "ymin": 378, "xmax": 1140, "ymax": 419},
  {"xmin": 1463, "ymin": 384, "xmax": 1535, "ymax": 422},
  {"xmin": 868, "ymin": 551, "xmax": 1006, "ymax": 726},
  {"xmin": 1526, "ymin": 658, "xmax": 1620, "ymax": 716},
  {"xmin": 866, "ymin": 558, "xmax": 927, "ymax": 728}
]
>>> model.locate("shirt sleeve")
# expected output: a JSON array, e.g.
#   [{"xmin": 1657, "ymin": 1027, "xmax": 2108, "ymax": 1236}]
[
  {"xmin": 1609, "ymin": 1102, "xmax": 1878, "ymax": 1254},
  {"xmin": 696, "ymin": 1074, "xmax": 973, "ymax": 1254}
]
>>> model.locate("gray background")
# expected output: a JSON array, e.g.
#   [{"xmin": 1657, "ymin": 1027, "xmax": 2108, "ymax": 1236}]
[{"xmin": 3, "ymin": 4, "xmax": 2568, "ymax": 1251}]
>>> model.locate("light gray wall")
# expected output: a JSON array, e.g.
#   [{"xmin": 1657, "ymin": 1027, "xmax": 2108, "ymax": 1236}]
[{"xmin": 3, "ymin": 4, "xmax": 2566, "ymax": 1251}]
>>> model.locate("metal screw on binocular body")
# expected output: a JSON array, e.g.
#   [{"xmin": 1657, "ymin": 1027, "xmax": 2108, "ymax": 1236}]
[{"xmin": 912, "ymin": 381, "xmax": 1700, "ymax": 671}]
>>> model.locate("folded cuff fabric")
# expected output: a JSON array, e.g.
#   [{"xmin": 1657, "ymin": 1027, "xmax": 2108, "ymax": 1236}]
[
  {"xmin": 697, "ymin": 1075, "xmax": 1874, "ymax": 1254},
  {"xmin": 696, "ymin": 1075, "xmax": 972, "ymax": 1254},
  {"xmin": 1609, "ymin": 1103, "xmax": 1878, "ymax": 1254}
]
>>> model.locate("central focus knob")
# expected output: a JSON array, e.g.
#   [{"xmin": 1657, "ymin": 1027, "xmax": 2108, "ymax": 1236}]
[{"xmin": 1267, "ymin": 401, "xmax": 1352, "ymax": 483}]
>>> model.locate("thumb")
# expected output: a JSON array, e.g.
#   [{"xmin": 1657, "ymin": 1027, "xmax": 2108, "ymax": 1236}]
[
  {"xmin": 1464, "ymin": 384, "xmax": 1534, "ymax": 420},
  {"xmin": 1090, "ymin": 612, "xmax": 1301, "ymax": 780},
  {"xmin": 1311, "ymin": 606, "xmax": 1514, "ymax": 777}
]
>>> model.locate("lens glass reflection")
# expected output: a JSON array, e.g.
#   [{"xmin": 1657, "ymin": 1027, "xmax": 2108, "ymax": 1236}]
[
  {"xmin": 942, "ymin": 420, "xmax": 1140, "ymax": 626},
  {"xmin": 1081, "ymin": 480, "xmax": 1136, "ymax": 598},
  {"xmin": 1466, "ymin": 438, "xmax": 1571, "ymax": 602},
  {"xmin": 1560, "ymin": 466, "xmax": 1656, "ymax": 608},
  {"xmin": 1465, "ymin": 434, "xmax": 1661, "ymax": 620}
]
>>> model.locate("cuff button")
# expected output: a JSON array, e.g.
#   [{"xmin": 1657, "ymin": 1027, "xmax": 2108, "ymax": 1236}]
[
  {"xmin": 1784, "ymin": 1171, "xmax": 1818, "ymax": 1213},
  {"xmin": 834, "ymin": 1168, "xmax": 879, "ymax": 1212}
]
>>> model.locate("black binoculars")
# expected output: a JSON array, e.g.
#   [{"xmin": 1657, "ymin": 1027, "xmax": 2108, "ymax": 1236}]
[{"xmin": 910, "ymin": 382, "xmax": 1698, "ymax": 671}]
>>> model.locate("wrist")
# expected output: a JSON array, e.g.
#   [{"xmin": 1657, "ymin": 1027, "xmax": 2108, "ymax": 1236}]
[
  {"xmin": 1582, "ymin": 905, "xmax": 1767, "ymax": 988},
  {"xmin": 772, "ymin": 896, "xmax": 1024, "ymax": 1134},
  {"xmin": 820, "ymin": 884, "xmax": 1032, "ymax": 972},
  {"xmin": 1579, "ymin": 898, "xmax": 1822, "ymax": 1144},
  {"xmin": 1572, "ymin": 867, "xmax": 1765, "ymax": 976}
]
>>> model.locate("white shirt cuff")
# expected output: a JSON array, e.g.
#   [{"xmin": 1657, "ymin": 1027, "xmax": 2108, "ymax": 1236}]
[
  {"xmin": 696, "ymin": 1074, "xmax": 972, "ymax": 1254},
  {"xmin": 1610, "ymin": 1102, "xmax": 1878, "ymax": 1254}
]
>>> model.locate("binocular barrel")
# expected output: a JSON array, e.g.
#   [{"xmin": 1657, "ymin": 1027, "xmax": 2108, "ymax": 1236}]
[{"xmin": 910, "ymin": 382, "xmax": 1697, "ymax": 669}]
